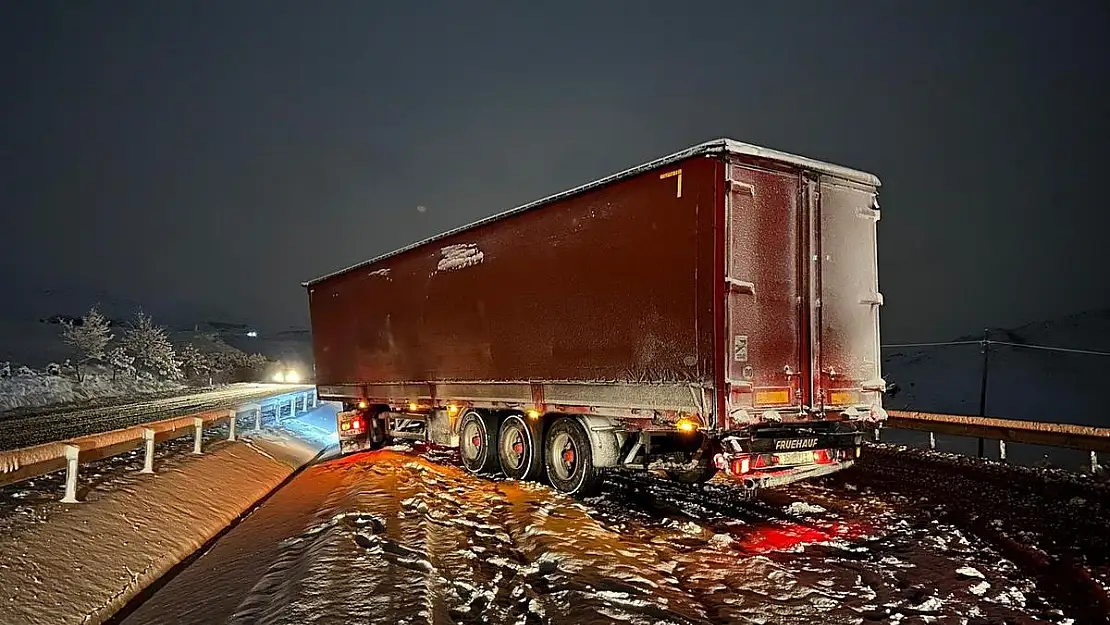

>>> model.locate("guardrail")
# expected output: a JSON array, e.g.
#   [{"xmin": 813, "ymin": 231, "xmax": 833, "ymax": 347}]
[
  {"xmin": 881, "ymin": 409, "xmax": 1108, "ymax": 472},
  {"xmin": 0, "ymin": 386, "xmax": 318, "ymax": 502}
]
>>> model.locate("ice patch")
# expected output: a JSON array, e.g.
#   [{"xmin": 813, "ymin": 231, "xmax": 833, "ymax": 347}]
[
  {"xmin": 955, "ymin": 566, "xmax": 984, "ymax": 579},
  {"xmin": 435, "ymin": 243, "xmax": 484, "ymax": 273},
  {"xmin": 910, "ymin": 596, "xmax": 944, "ymax": 612},
  {"xmin": 994, "ymin": 587, "xmax": 1027, "ymax": 607},
  {"xmin": 784, "ymin": 501, "xmax": 827, "ymax": 516},
  {"xmin": 968, "ymin": 581, "xmax": 991, "ymax": 596},
  {"xmin": 708, "ymin": 533, "xmax": 734, "ymax": 548},
  {"xmin": 679, "ymin": 521, "xmax": 702, "ymax": 535}
]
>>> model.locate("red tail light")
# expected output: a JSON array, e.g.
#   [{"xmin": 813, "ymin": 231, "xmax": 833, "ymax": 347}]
[
  {"xmin": 814, "ymin": 449, "xmax": 832, "ymax": 464},
  {"xmin": 730, "ymin": 456, "xmax": 751, "ymax": 475}
]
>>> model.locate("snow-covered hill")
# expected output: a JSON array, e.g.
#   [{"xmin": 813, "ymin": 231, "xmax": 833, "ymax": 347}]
[{"xmin": 883, "ymin": 309, "xmax": 1110, "ymax": 427}]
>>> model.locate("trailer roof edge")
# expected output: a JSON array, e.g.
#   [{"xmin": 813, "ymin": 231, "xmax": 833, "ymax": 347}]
[{"xmin": 302, "ymin": 138, "xmax": 880, "ymax": 287}]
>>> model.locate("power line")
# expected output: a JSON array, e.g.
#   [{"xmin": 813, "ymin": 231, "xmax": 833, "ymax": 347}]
[
  {"xmin": 881, "ymin": 339, "xmax": 1110, "ymax": 357},
  {"xmin": 988, "ymin": 340, "xmax": 1110, "ymax": 358},
  {"xmin": 881, "ymin": 341, "xmax": 981, "ymax": 348}
]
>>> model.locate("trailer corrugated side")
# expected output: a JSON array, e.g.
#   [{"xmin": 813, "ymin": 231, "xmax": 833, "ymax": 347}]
[
  {"xmin": 307, "ymin": 151, "xmax": 718, "ymax": 419},
  {"xmin": 305, "ymin": 138, "xmax": 886, "ymax": 495}
]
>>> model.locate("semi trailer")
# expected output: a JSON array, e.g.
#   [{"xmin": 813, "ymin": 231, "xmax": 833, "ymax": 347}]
[{"xmin": 303, "ymin": 138, "xmax": 887, "ymax": 496}]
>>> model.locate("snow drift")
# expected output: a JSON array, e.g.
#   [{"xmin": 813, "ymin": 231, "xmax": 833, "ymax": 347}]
[{"xmin": 0, "ymin": 425, "xmax": 327, "ymax": 625}]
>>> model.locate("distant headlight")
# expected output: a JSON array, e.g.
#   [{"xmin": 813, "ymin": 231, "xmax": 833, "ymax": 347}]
[
  {"xmin": 285, "ymin": 370, "xmax": 301, "ymax": 384},
  {"xmin": 272, "ymin": 371, "xmax": 285, "ymax": 383}
]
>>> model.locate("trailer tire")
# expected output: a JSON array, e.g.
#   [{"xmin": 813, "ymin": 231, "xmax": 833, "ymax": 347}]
[
  {"xmin": 665, "ymin": 462, "xmax": 718, "ymax": 485},
  {"xmin": 544, "ymin": 416, "xmax": 601, "ymax": 497},
  {"xmin": 497, "ymin": 414, "xmax": 545, "ymax": 482},
  {"xmin": 459, "ymin": 410, "xmax": 500, "ymax": 475}
]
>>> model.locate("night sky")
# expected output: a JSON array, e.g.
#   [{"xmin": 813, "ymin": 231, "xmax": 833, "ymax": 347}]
[{"xmin": 1, "ymin": 1, "xmax": 1107, "ymax": 342}]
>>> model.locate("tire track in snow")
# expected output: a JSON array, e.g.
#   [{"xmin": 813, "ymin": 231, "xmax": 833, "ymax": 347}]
[{"xmin": 120, "ymin": 446, "xmax": 1073, "ymax": 625}]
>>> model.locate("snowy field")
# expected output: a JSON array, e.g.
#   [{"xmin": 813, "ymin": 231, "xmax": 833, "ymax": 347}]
[
  {"xmin": 113, "ymin": 440, "xmax": 1107, "ymax": 625},
  {"xmin": 0, "ymin": 363, "xmax": 185, "ymax": 413}
]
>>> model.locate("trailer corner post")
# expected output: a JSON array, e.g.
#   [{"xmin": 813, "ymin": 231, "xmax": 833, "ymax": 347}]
[
  {"xmin": 227, "ymin": 408, "xmax": 237, "ymax": 442},
  {"xmin": 61, "ymin": 445, "xmax": 80, "ymax": 503},
  {"xmin": 192, "ymin": 417, "xmax": 204, "ymax": 454},
  {"xmin": 141, "ymin": 428, "xmax": 155, "ymax": 474}
]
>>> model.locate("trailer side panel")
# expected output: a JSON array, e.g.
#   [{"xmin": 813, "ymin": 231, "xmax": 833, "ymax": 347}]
[{"xmin": 308, "ymin": 155, "xmax": 720, "ymax": 393}]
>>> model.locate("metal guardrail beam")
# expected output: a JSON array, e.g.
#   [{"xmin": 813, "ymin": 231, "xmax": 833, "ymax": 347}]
[
  {"xmin": 0, "ymin": 386, "xmax": 316, "ymax": 492},
  {"xmin": 886, "ymin": 410, "xmax": 1110, "ymax": 454}
]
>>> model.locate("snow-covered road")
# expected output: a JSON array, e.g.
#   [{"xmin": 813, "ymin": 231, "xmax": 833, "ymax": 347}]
[
  {"xmin": 112, "ymin": 441, "xmax": 1104, "ymax": 625},
  {"xmin": 0, "ymin": 383, "xmax": 307, "ymax": 451}
]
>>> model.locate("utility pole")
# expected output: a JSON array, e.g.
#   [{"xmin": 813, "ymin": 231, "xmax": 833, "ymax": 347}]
[{"xmin": 977, "ymin": 328, "xmax": 990, "ymax": 458}]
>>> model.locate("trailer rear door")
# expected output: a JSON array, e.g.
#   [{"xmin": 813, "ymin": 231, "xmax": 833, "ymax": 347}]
[
  {"xmin": 814, "ymin": 177, "xmax": 882, "ymax": 407},
  {"xmin": 724, "ymin": 164, "xmax": 805, "ymax": 423}
]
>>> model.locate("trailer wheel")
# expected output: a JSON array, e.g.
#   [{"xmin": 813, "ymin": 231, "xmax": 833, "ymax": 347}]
[
  {"xmin": 664, "ymin": 462, "xmax": 718, "ymax": 485},
  {"xmin": 664, "ymin": 435, "xmax": 718, "ymax": 484},
  {"xmin": 458, "ymin": 410, "xmax": 500, "ymax": 475},
  {"xmin": 497, "ymin": 414, "xmax": 545, "ymax": 482},
  {"xmin": 544, "ymin": 416, "xmax": 601, "ymax": 497}
]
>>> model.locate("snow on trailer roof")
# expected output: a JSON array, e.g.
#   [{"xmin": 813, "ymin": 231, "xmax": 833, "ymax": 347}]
[{"xmin": 302, "ymin": 138, "xmax": 880, "ymax": 287}]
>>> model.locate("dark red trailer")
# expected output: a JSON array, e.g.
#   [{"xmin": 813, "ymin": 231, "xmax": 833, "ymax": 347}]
[{"xmin": 304, "ymin": 138, "xmax": 887, "ymax": 495}]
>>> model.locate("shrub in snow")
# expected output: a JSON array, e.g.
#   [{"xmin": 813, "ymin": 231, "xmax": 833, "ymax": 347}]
[
  {"xmin": 122, "ymin": 311, "xmax": 183, "ymax": 381},
  {"xmin": 45, "ymin": 362, "xmax": 62, "ymax": 376},
  {"xmin": 107, "ymin": 346, "xmax": 136, "ymax": 380},
  {"xmin": 16, "ymin": 365, "xmax": 34, "ymax": 377},
  {"xmin": 207, "ymin": 348, "xmax": 271, "ymax": 383},
  {"xmin": 0, "ymin": 362, "xmax": 9, "ymax": 378},
  {"xmin": 177, "ymin": 343, "xmax": 212, "ymax": 381},
  {"xmin": 60, "ymin": 306, "xmax": 114, "ymax": 382}
]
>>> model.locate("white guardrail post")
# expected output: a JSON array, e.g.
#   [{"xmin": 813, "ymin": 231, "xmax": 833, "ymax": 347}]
[
  {"xmin": 228, "ymin": 408, "xmax": 237, "ymax": 442},
  {"xmin": 1093, "ymin": 451, "xmax": 1101, "ymax": 474},
  {"xmin": 141, "ymin": 428, "xmax": 155, "ymax": 474},
  {"xmin": 192, "ymin": 417, "xmax": 204, "ymax": 454},
  {"xmin": 61, "ymin": 445, "xmax": 80, "ymax": 503}
]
